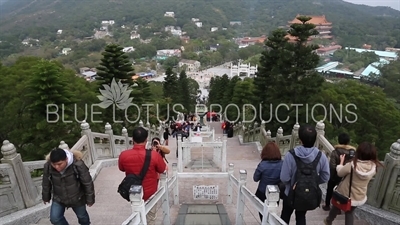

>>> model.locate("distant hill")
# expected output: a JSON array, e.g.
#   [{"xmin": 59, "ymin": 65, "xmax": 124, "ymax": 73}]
[{"xmin": 0, "ymin": 0, "xmax": 400, "ymax": 49}]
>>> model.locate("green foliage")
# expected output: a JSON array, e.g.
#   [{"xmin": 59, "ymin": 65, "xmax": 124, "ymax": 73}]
[
  {"xmin": 332, "ymin": 49, "xmax": 380, "ymax": 72},
  {"xmin": 310, "ymin": 80, "xmax": 400, "ymax": 159},
  {"xmin": 177, "ymin": 70, "xmax": 192, "ymax": 112},
  {"xmin": 163, "ymin": 68, "xmax": 179, "ymax": 102},
  {"xmin": 254, "ymin": 17, "xmax": 324, "ymax": 129},
  {"xmin": 96, "ymin": 43, "xmax": 134, "ymax": 87},
  {"xmin": 0, "ymin": 56, "xmax": 98, "ymax": 160}
]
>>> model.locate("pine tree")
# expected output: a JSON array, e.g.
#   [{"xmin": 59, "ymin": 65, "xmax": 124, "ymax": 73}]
[
  {"xmin": 163, "ymin": 67, "xmax": 179, "ymax": 101},
  {"xmin": 177, "ymin": 70, "xmax": 191, "ymax": 112},
  {"xmin": 254, "ymin": 16, "xmax": 324, "ymax": 127},
  {"xmin": 96, "ymin": 44, "xmax": 134, "ymax": 87},
  {"xmin": 24, "ymin": 59, "xmax": 76, "ymax": 159}
]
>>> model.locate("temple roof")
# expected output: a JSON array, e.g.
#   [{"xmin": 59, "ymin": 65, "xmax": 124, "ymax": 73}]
[{"xmin": 288, "ymin": 15, "xmax": 332, "ymax": 25}]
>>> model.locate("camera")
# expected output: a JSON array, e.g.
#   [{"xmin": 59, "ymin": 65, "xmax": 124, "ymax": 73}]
[
  {"xmin": 152, "ymin": 141, "xmax": 158, "ymax": 146},
  {"xmin": 349, "ymin": 149, "xmax": 355, "ymax": 158}
]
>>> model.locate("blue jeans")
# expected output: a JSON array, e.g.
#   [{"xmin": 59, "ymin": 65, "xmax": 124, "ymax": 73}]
[{"xmin": 50, "ymin": 201, "xmax": 90, "ymax": 225}]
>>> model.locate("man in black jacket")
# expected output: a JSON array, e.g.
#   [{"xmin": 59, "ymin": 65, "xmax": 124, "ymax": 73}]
[
  {"xmin": 322, "ymin": 133, "xmax": 355, "ymax": 211},
  {"xmin": 42, "ymin": 148, "xmax": 95, "ymax": 225}
]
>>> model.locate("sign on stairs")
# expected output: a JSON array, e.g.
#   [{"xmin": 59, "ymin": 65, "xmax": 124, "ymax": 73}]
[{"xmin": 193, "ymin": 185, "xmax": 219, "ymax": 200}]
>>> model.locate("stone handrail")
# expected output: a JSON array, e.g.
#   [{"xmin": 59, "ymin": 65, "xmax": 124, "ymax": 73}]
[
  {"xmin": 0, "ymin": 119, "xmax": 163, "ymax": 218},
  {"xmin": 228, "ymin": 164, "xmax": 286, "ymax": 225},
  {"xmin": 233, "ymin": 119, "xmax": 400, "ymax": 218}
]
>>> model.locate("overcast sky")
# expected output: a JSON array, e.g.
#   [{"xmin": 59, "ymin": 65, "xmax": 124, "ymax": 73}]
[{"xmin": 343, "ymin": 0, "xmax": 400, "ymax": 11}]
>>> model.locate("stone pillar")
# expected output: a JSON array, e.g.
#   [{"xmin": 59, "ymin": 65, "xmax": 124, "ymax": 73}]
[
  {"xmin": 129, "ymin": 185, "xmax": 147, "ymax": 225},
  {"xmin": 172, "ymin": 163, "xmax": 179, "ymax": 205},
  {"xmin": 81, "ymin": 120, "xmax": 97, "ymax": 165},
  {"xmin": 221, "ymin": 134, "xmax": 227, "ymax": 172},
  {"xmin": 122, "ymin": 127, "xmax": 130, "ymax": 150},
  {"xmin": 289, "ymin": 122, "xmax": 300, "ymax": 150},
  {"xmin": 1, "ymin": 140, "xmax": 39, "ymax": 207},
  {"xmin": 227, "ymin": 163, "xmax": 234, "ymax": 204},
  {"xmin": 276, "ymin": 127, "xmax": 283, "ymax": 148},
  {"xmin": 105, "ymin": 122, "xmax": 117, "ymax": 158},
  {"xmin": 58, "ymin": 141, "xmax": 69, "ymax": 150},
  {"xmin": 235, "ymin": 170, "xmax": 247, "ymax": 225},
  {"xmin": 261, "ymin": 185, "xmax": 281, "ymax": 224},
  {"xmin": 368, "ymin": 139, "xmax": 400, "ymax": 213},
  {"xmin": 315, "ymin": 120, "xmax": 325, "ymax": 147},
  {"xmin": 177, "ymin": 134, "xmax": 183, "ymax": 172},
  {"xmin": 159, "ymin": 172, "xmax": 171, "ymax": 225}
]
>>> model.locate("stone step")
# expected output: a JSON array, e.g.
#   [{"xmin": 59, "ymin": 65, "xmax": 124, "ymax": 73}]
[{"xmin": 31, "ymin": 218, "xmax": 52, "ymax": 225}]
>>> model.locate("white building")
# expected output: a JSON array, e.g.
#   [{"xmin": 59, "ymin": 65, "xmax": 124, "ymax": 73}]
[
  {"xmin": 179, "ymin": 59, "xmax": 201, "ymax": 72},
  {"xmin": 61, "ymin": 48, "xmax": 72, "ymax": 55},
  {"xmin": 122, "ymin": 47, "xmax": 135, "ymax": 53},
  {"xmin": 130, "ymin": 32, "xmax": 140, "ymax": 39},
  {"xmin": 211, "ymin": 27, "xmax": 218, "ymax": 32},
  {"xmin": 192, "ymin": 18, "xmax": 200, "ymax": 22},
  {"xmin": 101, "ymin": 20, "xmax": 115, "ymax": 25},
  {"xmin": 195, "ymin": 22, "xmax": 202, "ymax": 28},
  {"xmin": 230, "ymin": 62, "xmax": 258, "ymax": 77},
  {"xmin": 57, "ymin": 30, "xmax": 63, "ymax": 35},
  {"xmin": 164, "ymin": 12, "xmax": 175, "ymax": 18}
]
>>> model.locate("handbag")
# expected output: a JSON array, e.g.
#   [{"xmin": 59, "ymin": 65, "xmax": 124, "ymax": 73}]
[{"xmin": 331, "ymin": 167, "xmax": 353, "ymax": 212}]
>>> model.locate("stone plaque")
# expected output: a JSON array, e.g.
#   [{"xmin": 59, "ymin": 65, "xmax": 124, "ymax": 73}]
[
  {"xmin": 193, "ymin": 185, "xmax": 218, "ymax": 200},
  {"xmin": 191, "ymin": 136, "xmax": 203, "ymax": 143}
]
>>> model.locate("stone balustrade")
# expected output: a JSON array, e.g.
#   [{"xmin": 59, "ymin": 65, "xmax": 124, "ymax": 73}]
[
  {"xmin": 2, "ymin": 118, "xmax": 400, "ymax": 223},
  {"xmin": 0, "ymin": 120, "xmax": 164, "ymax": 217},
  {"xmin": 234, "ymin": 120, "xmax": 400, "ymax": 218}
]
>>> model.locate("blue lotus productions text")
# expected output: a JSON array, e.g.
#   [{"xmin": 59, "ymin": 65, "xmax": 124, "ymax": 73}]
[{"xmin": 205, "ymin": 103, "xmax": 358, "ymax": 124}]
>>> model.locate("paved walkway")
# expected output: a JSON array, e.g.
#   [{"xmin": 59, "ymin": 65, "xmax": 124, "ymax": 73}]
[{"xmin": 42, "ymin": 122, "xmax": 369, "ymax": 225}]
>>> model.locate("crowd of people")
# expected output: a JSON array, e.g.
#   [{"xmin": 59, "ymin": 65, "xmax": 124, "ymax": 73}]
[
  {"xmin": 41, "ymin": 121, "xmax": 380, "ymax": 225},
  {"xmin": 253, "ymin": 126, "xmax": 380, "ymax": 225}
]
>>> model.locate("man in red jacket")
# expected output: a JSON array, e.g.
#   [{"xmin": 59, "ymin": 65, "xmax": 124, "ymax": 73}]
[{"xmin": 118, "ymin": 127, "xmax": 166, "ymax": 225}]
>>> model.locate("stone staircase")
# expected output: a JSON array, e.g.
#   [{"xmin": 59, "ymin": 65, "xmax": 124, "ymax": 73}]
[{"xmin": 29, "ymin": 122, "xmax": 371, "ymax": 225}]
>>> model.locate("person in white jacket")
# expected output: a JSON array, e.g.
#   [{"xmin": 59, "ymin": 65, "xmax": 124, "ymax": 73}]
[{"xmin": 324, "ymin": 142, "xmax": 382, "ymax": 225}]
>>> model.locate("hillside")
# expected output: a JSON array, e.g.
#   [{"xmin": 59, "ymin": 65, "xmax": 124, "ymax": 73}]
[{"xmin": 0, "ymin": 0, "xmax": 400, "ymax": 48}]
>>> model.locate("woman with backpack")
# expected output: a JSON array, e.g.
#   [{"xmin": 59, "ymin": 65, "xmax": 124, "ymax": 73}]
[
  {"xmin": 253, "ymin": 142, "xmax": 283, "ymax": 221},
  {"xmin": 324, "ymin": 142, "xmax": 382, "ymax": 225}
]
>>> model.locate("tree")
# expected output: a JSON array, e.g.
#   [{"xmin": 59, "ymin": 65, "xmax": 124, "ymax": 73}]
[
  {"xmin": 177, "ymin": 70, "xmax": 192, "ymax": 112},
  {"xmin": 96, "ymin": 43, "xmax": 134, "ymax": 87},
  {"xmin": 163, "ymin": 67, "xmax": 179, "ymax": 102},
  {"xmin": 254, "ymin": 16, "xmax": 324, "ymax": 129},
  {"xmin": 14, "ymin": 59, "xmax": 77, "ymax": 160}
]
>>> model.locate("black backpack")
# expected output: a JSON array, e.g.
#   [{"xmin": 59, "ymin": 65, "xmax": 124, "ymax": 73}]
[
  {"xmin": 117, "ymin": 150, "xmax": 151, "ymax": 201},
  {"xmin": 288, "ymin": 149, "xmax": 322, "ymax": 211}
]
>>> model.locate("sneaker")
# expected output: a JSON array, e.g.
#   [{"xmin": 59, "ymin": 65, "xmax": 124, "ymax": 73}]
[
  {"xmin": 322, "ymin": 205, "xmax": 331, "ymax": 211},
  {"xmin": 324, "ymin": 218, "xmax": 332, "ymax": 225}
]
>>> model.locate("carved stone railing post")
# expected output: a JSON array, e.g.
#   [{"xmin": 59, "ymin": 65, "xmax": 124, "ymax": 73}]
[
  {"xmin": 368, "ymin": 139, "xmax": 400, "ymax": 214},
  {"xmin": 266, "ymin": 130, "xmax": 271, "ymax": 139},
  {"xmin": 254, "ymin": 122, "xmax": 259, "ymax": 140},
  {"xmin": 146, "ymin": 122, "xmax": 151, "ymax": 142},
  {"xmin": 172, "ymin": 163, "xmax": 179, "ymax": 205},
  {"xmin": 289, "ymin": 123, "xmax": 300, "ymax": 150},
  {"xmin": 221, "ymin": 134, "xmax": 227, "ymax": 172},
  {"xmin": 227, "ymin": 163, "xmax": 234, "ymax": 204},
  {"xmin": 159, "ymin": 123, "xmax": 164, "ymax": 143},
  {"xmin": 122, "ymin": 127, "xmax": 130, "ymax": 150},
  {"xmin": 235, "ymin": 170, "xmax": 247, "ymax": 225},
  {"xmin": 315, "ymin": 120, "xmax": 325, "ymax": 147},
  {"xmin": 105, "ymin": 122, "xmax": 117, "ymax": 158},
  {"xmin": 276, "ymin": 127, "xmax": 283, "ymax": 148},
  {"xmin": 177, "ymin": 134, "xmax": 183, "ymax": 172},
  {"xmin": 159, "ymin": 172, "xmax": 171, "ymax": 225},
  {"xmin": 1, "ymin": 141, "xmax": 39, "ymax": 207},
  {"xmin": 58, "ymin": 141, "xmax": 69, "ymax": 150},
  {"xmin": 260, "ymin": 120, "xmax": 266, "ymax": 144},
  {"xmin": 129, "ymin": 185, "xmax": 147, "ymax": 225},
  {"xmin": 139, "ymin": 120, "xmax": 144, "ymax": 127},
  {"xmin": 80, "ymin": 120, "xmax": 97, "ymax": 164}
]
